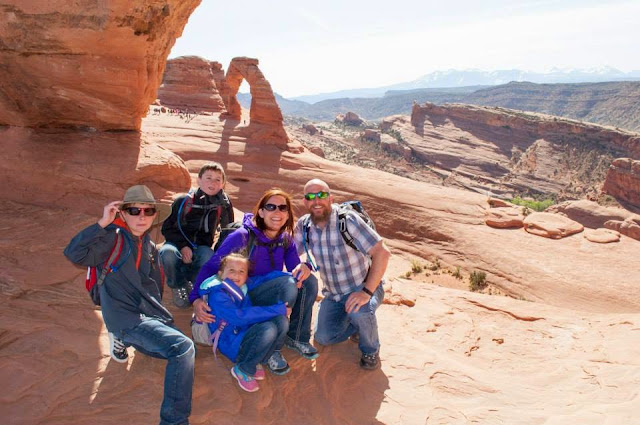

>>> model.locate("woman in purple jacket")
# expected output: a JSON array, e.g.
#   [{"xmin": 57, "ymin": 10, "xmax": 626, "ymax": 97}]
[{"xmin": 190, "ymin": 188, "xmax": 318, "ymax": 375}]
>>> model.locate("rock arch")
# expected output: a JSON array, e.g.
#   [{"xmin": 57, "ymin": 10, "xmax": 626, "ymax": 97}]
[{"xmin": 222, "ymin": 57, "xmax": 284, "ymax": 127}]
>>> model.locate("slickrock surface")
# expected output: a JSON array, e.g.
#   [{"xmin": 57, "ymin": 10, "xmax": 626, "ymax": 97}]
[
  {"xmin": 584, "ymin": 228, "xmax": 621, "ymax": 243},
  {"xmin": 0, "ymin": 0, "xmax": 201, "ymax": 130},
  {"xmin": 2, "ymin": 112, "xmax": 640, "ymax": 425},
  {"xmin": 523, "ymin": 212, "xmax": 584, "ymax": 239},
  {"xmin": 157, "ymin": 56, "xmax": 227, "ymax": 112}
]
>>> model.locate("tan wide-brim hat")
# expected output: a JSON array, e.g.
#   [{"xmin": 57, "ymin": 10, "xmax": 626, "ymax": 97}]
[{"xmin": 120, "ymin": 184, "xmax": 172, "ymax": 224}]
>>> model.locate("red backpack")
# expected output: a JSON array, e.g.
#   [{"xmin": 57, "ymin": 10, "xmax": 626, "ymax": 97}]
[{"xmin": 85, "ymin": 229, "xmax": 125, "ymax": 306}]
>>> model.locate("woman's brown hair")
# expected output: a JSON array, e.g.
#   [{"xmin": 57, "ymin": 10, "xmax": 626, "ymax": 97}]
[{"xmin": 252, "ymin": 188, "xmax": 295, "ymax": 237}]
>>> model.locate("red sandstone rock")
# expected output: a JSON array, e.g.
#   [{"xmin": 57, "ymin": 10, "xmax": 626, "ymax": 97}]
[
  {"xmin": 485, "ymin": 207, "xmax": 525, "ymax": 228},
  {"xmin": 404, "ymin": 102, "xmax": 640, "ymax": 200},
  {"xmin": 602, "ymin": 158, "xmax": 640, "ymax": 209},
  {"xmin": 0, "ymin": 0, "xmax": 201, "ymax": 130},
  {"xmin": 523, "ymin": 212, "xmax": 584, "ymax": 239},
  {"xmin": 303, "ymin": 124, "xmax": 318, "ymax": 135},
  {"xmin": 380, "ymin": 134, "xmax": 412, "ymax": 160},
  {"xmin": 219, "ymin": 57, "xmax": 288, "ymax": 147},
  {"xmin": 546, "ymin": 199, "xmax": 637, "ymax": 228},
  {"xmin": 604, "ymin": 218, "xmax": 640, "ymax": 241},
  {"xmin": 309, "ymin": 146, "xmax": 325, "ymax": 157},
  {"xmin": 157, "ymin": 56, "xmax": 226, "ymax": 112},
  {"xmin": 336, "ymin": 111, "xmax": 364, "ymax": 126},
  {"xmin": 364, "ymin": 129, "xmax": 381, "ymax": 142},
  {"xmin": 584, "ymin": 228, "xmax": 620, "ymax": 243}
]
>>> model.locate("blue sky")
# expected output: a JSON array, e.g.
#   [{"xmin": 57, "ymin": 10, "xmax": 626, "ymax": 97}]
[{"xmin": 170, "ymin": 0, "xmax": 640, "ymax": 97}]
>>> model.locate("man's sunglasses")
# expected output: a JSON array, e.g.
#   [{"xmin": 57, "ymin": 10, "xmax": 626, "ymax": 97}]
[
  {"xmin": 122, "ymin": 207, "xmax": 157, "ymax": 216},
  {"xmin": 304, "ymin": 191, "xmax": 329, "ymax": 201},
  {"xmin": 262, "ymin": 203, "xmax": 289, "ymax": 212}
]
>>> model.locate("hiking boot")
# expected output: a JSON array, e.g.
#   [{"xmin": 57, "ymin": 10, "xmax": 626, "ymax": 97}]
[
  {"xmin": 359, "ymin": 351, "xmax": 379, "ymax": 370},
  {"xmin": 172, "ymin": 285, "xmax": 191, "ymax": 309},
  {"xmin": 254, "ymin": 364, "xmax": 265, "ymax": 381},
  {"xmin": 108, "ymin": 332, "xmax": 128, "ymax": 363},
  {"xmin": 285, "ymin": 336, "xmax": 319, "ymax": 360},
  {"xmin": 231, "ymin": 365, "xmax": 259, "ymax": 392},
  {"xmin": 266, "ymin": 350, "xmax": 290, "ymax": 375},
  {"xmin": 349, "ymin": 332, "xmax": 360, "ymax": 343}
]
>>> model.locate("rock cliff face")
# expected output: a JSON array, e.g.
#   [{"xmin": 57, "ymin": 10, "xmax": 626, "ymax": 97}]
[
  {"xmin": 157, "ymin": 56, "xmax": 226, "ymax": 112},
  {"xmin": 0, "ymin": 0, "xmax": 201, "ymax": 131},
  {"xmin": 603, "ymin": 158, "xmax": 640, "ymax": 209},
  {"xmin": 403, "ymin": 102, "xmax": 640, "ymax": 200}
]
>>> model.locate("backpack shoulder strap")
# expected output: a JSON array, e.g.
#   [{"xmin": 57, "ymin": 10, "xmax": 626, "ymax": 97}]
[
  {"xmin": 96, "ymin": 230, "xmax": 124, "ymax": 287},
  {"xmin": 337, "ymin": 209, "xmax": 359, "ymax": 252}
]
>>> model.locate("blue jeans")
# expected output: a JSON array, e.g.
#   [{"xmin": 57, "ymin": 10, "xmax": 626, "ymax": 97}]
[
  {"xmin": 119, "ymin": 318, "xmax": 195, "ymax": 425},
  {"xmin": 248, "ymin": 274, "xmax": 318, "ymax": 345},
  {"xmin": 236, "ymin": 315, "xmax": 288, "ymax": 375},
  {"xmin": 314, "ymin": 284, "xmax": 384, "ymax": 355},
  {"xmin": 159, "ymin": 243, "xmax": 213, "ymax": 289}
]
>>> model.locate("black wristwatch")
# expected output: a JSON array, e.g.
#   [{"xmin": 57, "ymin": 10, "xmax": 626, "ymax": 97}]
[{"xmin": 362, "ymin": 287, "xmax": 374, "ymax": 297}]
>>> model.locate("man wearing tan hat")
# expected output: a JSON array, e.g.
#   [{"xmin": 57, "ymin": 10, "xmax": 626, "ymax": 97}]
[{"xmin": 65, "ymin": 185, "xmax": 195, "ymax": 425}]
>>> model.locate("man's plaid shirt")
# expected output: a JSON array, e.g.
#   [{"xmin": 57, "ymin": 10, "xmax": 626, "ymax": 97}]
[{"xmin": 295, "ymin": 204, "xmax": 382, "ymax": 301}]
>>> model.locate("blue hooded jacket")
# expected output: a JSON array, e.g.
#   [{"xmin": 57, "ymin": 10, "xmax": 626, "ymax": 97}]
[
  {"xmin": 199, "ymin": 276, "xmax": 286, "ymax": 361},
  {"xmin": 189, "ymin": 213, "xmax": 301, "ymax": 303}
]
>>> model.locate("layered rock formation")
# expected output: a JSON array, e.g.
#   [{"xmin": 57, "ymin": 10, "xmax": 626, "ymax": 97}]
[
  {"xmin": 602, "ymin": 158, "xmax": 640, "ymax": 209},
  {"xmin": 157, "ymin": 56, "xmax": 226, "ymax": 112},
  {"xmin": 0, "ymin": 0, "xmax": 201, "ymax": 131},
  {"xmin": 402, "ymin": 102, "xmax": 640, "ymax": 200}
]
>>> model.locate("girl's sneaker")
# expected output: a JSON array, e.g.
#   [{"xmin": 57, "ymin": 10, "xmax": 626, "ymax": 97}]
[
  {"xmin": 231, "ymin": 365, "xmax": 259, "ymax": 392},
  {"xmin": 254, "ymin": 364, "xmax": 266, "ymax": 381}
]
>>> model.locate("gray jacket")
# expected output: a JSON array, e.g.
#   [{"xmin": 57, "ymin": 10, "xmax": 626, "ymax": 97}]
[{"xmin": 64, "ymin": 222, "xmax": 173, "ymax": 333}]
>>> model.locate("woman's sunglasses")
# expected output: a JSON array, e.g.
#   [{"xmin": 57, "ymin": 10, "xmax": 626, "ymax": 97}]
[
  {"xmin": 262, "ymin": 203, "xmax": 289, "ymax": 212},
  {"xmin": 122, "ymin": 207, "xmax": 157, "ymax": 216},
  {"xmin": 304, "ymin": 191, "xmax": 329, "ymax": 201}
]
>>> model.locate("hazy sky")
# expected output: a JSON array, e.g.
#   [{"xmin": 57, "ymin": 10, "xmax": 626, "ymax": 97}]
[{"xmin": 170, "ymin": 0, "xmax": 640, "ymax": 97}]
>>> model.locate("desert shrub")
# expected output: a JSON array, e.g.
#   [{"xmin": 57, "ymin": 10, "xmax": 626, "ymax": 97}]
[
  {"xmin": 510, "ymin": 196, "xmax": 554, "ymax": 212},
  {"xmin": 469, "ymin": 271, "xmax": 487, "ymax": 291},
  {"xmin": 452, "ymin": 266, "xmax": 462, "ymax": 280},
  {"xmin": 410, "ymin": 259, "xmax": 423, "ymax": 273},
  {"xmin": 428, "ymin": 258, "xmax": 441, "ymax": 271},
  {"xmin": 404, "ymin": 271, "xmax": 412, "ymax": 279}
]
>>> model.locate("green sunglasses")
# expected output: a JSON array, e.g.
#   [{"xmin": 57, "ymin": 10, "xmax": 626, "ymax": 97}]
[{"xmin": 304, "ymin": 191, "xmax": 330, "ymax": 201}]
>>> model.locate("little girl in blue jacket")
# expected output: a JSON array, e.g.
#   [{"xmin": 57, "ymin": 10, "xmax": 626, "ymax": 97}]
[{"xmin": 198, "ymin": 253, "xmax": 289, "ymax": 392}]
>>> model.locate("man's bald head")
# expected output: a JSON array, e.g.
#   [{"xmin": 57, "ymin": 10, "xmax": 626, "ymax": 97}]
[{"xmin": 304, "ymin": 179, "xmax": 330, "ymax": 193}]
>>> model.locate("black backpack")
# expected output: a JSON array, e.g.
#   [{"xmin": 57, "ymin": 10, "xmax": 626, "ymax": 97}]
[
  {"xmin": 216, "ymin": 221, "xmax": 289, "ymax": 268},
  {"xmin": 302, "ymin": 200, "xmax": 375, "ymax": 253},
  {"xmin": 177, "ymin": 190, "xmax": 231, "ymax": 249}
]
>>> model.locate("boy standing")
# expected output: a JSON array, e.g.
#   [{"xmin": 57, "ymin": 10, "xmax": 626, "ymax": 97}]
[{"xmin": 160, "ymin": 163, "xmax": 234, "ymax": 308}]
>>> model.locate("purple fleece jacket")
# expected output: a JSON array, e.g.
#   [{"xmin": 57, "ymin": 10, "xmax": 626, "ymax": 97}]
[{"xmin": 189, "ymin": 213, "xmax": 301, "ymax": 303}]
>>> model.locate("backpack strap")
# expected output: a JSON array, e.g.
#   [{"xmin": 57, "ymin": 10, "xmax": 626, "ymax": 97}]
[
  {"xmin": 245, "ymin": 228, "xmax": 287, "ymax": 269},
  {"xmin": 301, "ymin": 217, "xmax": 318, "ymax": 272},
  {"xmin": 96, "ymin": 229, "xmax": 125, "ymax": 287},
  {"xmin": 177, "ymin": 192, "xmax": 197, "ymax": 249},
  {"xmin": 337, "ymin": 210, "xmax": 359, "ymax": 252}
]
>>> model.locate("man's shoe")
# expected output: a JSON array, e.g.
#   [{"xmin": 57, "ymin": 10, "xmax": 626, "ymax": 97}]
[
  {"xmin": 108, "ymin": 332, "xmax": 129, "ymax": 363},
  {"xmin": 266, "ymin": 350, "xmax": 290, "ymax": 375},
  {"xmin": 285, "ymin": 336, "xmax": 319, "ymax": 360},
  {"xmin": 359, "ymin": 351, "xmax": 379, "ymax": 370},
  {"xmin": 172, "ymin": 286, "xmax": 191, "ymax": 309},
  {"xmin": 231, "ymin": 365, "xmax": 259, "ymax": 392}
]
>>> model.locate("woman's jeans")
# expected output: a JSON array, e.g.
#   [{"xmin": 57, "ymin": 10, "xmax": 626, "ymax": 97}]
[
  {"xmin": 314, "ymin": 283, "xmax": 384, "ymax": 355},
  {"xmin": 159, "ymin": 243, "xmax": 213, "ymax": 289},
  {"xmin": 248, "ymin": 273, "xmax": 318, "ymax": 346},
  {"xmin": 119, "ymin": 318, "xmax": 195, "ymax": 425},
  {"xmin": 236, "ymin": 315, "xmax": 288, "ymax": 375}
]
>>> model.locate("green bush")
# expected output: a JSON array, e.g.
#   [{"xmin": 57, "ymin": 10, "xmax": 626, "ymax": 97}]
[
  {"xmin": 469, "ymin": 271, "xmax": 487, "ymax": 292},
  {"xmin": 452, "ymin": 266, "xmax": 462, "ymax": 280},
  {"xmin": 510, "ymin": 196, "xmax": 554, "ymax": 212}
]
